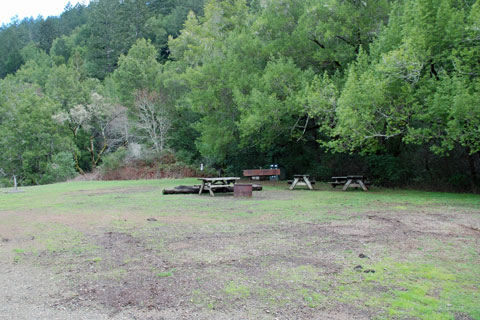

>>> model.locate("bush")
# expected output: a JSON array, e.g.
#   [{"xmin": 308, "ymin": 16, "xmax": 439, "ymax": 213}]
[
  {"xmin": 366, "ymin": 154, "xmax": 412, "ymax": 187},
  {"xmin": 99, "ymin": 147, "xmax": 128, "ymax": 174},
  {"xmin": 0, "ymin": 177, "xmax": 11, "ymax": 188},
  {"xmin": 40, "ymin": 152, "xmax": 77, "ymax": 184}
]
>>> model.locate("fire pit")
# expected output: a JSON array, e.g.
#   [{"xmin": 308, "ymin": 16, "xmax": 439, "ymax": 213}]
[{"xmin": 234, "ymin": 184, "xmax": 253, "ymax": 197}]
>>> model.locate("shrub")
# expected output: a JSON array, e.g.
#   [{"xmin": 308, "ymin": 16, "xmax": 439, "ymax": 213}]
[
  {"xmin": 100, "ymin": 147, "xmax": 128, "ymax": 174},
  {"xmin": 366, "ymin": 154, "xmax": 412, "ymax": 187},
  {"xmin": 40, "ymin": 152, "xmax": 77, "ymax": 184}
]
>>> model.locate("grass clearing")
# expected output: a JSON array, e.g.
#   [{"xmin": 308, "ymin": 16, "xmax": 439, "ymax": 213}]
[{"xmin": 0, "ymin": 179, "xmax": 479, "ymax": 319}]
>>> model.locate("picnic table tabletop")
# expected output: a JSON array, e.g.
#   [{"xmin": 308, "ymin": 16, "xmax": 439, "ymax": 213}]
[
  {"xmin": 332, "ymin": 175, "xmax": 366, "ymax": 180},
  {"xmin": 198, "ymin": 177, "xmax": 240, "ymax": 182}
]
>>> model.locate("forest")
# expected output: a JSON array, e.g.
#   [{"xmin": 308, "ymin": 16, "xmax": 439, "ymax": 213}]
[{"xmin": 0, "ymin": 0, "xmax": 479, "ymax": 192}]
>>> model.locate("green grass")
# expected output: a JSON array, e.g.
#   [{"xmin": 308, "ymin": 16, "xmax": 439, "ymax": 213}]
[
  {"xmin": 2, "ymin": 179, "xmax": 478, "ymax": 223},
  {"xmin": 336, "ymin": 256, "xmax": 480, "ymax": 319},
  {"xmin": 224, "ymin": 281, "xmax": 251, "ymax": 299},
  {"xmin": 1, "ymin": 179, "xmax": 479, "ymax": 318},
  {"xmin": 156, "ymin": 269, "xmax": 175, "ymax": 278}
]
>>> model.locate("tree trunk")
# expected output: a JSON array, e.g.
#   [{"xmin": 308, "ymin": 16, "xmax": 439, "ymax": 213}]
[
  {"xmin": 87, "ymin": 136, "xmax": 108, "ymax": 169},
  {"xmin": 73, "ymin": 152, "xmax": 85, "ymax": 175}
]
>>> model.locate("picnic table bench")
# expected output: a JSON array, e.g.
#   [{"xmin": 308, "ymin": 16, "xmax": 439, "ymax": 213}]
[
  {"xmin": 330, "ymin": 176, "xmax": 370, "ymax": 191},
  {"xmin": 198, "ymin": 177, "xmax": 240, "ymax": 196},
  {"xmin": 243, "ymin": 169, "xmax": 280, "ymax": 180},
  {"xmin": 288, "ymin": 174, "xmax": 315, "ymax": 190}
]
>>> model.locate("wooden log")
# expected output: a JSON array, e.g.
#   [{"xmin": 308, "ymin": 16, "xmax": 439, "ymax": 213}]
[
  {"xmin": 163, "ymin": 184, "xmax": 262, "ymax": 195},
  {"xmin": 163, "ymin": 188, "xmax": 197, "ymax": 194}
]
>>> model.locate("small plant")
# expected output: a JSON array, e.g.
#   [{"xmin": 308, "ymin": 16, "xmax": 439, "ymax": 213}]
[
  {"xmin": 300, "ymin": 289, "xmax": 325, "ymax": 308},
  {"xmin": 156, "ymin": 271, "xmax": 172, "ymax": 278},
  {"xmin": 224, "ymin": 281, "xmax": 251, "ymax": 299},
  {"xmin": 156, "ymin": 268, "xmax": 175, "ymax": 278},
  {"xmin": 12, "ymin": 248, "xmax": 25, "ymax": 264}
]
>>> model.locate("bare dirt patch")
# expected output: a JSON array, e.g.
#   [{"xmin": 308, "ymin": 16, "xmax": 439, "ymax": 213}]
[{"xmin": 64, "ymin": 186, "xmax": 159, "ymax": 197}]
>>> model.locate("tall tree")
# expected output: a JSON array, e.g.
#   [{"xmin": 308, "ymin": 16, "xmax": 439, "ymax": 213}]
[{"xmin": 38, "ymin": 18, "xmax": 59, "ymax": 53}]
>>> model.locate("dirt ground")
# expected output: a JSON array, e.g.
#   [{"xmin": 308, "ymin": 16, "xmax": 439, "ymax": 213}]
[{"xmin": 0, "ymin": 181, "xmax": 479, "ymax": 319}]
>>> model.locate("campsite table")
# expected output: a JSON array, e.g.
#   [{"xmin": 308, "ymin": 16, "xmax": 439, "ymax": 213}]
[
  {"xmin": 198, "ymin": 177, "xmax": 240, "ymax": 196},
  {"xmin": 289, "ymin": 174, "xmax": 314, "ymax": 190},
  {"xmin": 331, "ymin": 175, "xmax": 369, "ymax": 191}
]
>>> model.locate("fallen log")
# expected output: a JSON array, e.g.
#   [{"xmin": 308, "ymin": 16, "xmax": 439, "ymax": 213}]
[{"xmin": 163, "ymin": 184, "xmax": 262, "ymax": 195}]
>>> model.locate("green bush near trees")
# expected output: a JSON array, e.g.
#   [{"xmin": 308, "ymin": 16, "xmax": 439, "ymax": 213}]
[{"xmin": 40, "ymin": 152, "xmax": 77, "ymax": 184}]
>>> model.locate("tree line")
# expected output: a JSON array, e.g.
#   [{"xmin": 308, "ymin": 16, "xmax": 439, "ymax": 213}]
[{"xmin": 0, "ymin": 0, "xmax": 479, "ymax": 191}]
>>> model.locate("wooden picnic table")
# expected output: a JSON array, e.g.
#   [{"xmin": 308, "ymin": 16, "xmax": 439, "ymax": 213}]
[
  {"xmin": 330, "ymin": 175, "xmax": 370, "ymax": 191},
  {"xmin": 198, "ymin": 177, "xmax": 240, "ymax": 196},
  {"xmin": 289, "ymin": 174, "xmax": 314, "ymax": 190}
]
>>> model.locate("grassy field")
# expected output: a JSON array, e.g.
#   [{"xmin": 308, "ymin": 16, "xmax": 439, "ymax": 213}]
[{"xmin": 0, "ymin": 179, "xmax": 479, "ymax": 319}]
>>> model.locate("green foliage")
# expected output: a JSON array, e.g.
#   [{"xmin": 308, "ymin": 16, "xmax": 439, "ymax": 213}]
[
  {"xmin": 84, "ymin": 0, "xmax": 133, "ymax": 79},
  {"xmin": 100, "ymin": 147, "xmax": 128, "ymax": 174},
  {"xmin": 0, "ymin": 0, "xmax": 479, "ymax": 191},
  {"xmin": 40, "ymin": 152, "xmax": 77, "ymax": 184},
  {"xmin": 112, "ymin": 38, "xmax": 161, "ymax": 106},
  {"xmin": 46, "ymin": 64, "xmax": 95, "ymax": 110},
  {"xmin": 0, "ymin": 78, "xmax": 71, "ymax": 184},
  {"xmin": 237, "ymin": 57, "xmax": 313, "ymax": 150},
  {"xmin": 366, "ymin": 154, "xmax": 412, "ymax": 187},
  {"xmin": 15, "ymin": 45, "xmax": 54, "ymax": 87},
  {"xmin": 38, "ymin": 18, "xmax": 59, "ymax": 53}
]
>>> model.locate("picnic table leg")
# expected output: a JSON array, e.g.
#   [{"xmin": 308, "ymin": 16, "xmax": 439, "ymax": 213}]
[
  {"xmin": 342, "ymin": 179, "xmax": 352, "ymax": 191},
  {"xmin": 198, "ymin": 181, "xmax": 205, "ymax": 195},
  {"xmin": 358, "ymin": 179, "xmax": 368, "ymax": 191},
  {"xmin": 208, "ymin": 184, "xmax": 215, "ymax": 197},
  {"xmin": 290, "ymin": 177, "xmax": 299, "ymax": 190},
  {"xmin": 203, "ymin": 182, "xmax": 215, "ymax": 196},
  {"xmin": 304, "ymin": 177, "xmax": 314, "ymax": 190}
]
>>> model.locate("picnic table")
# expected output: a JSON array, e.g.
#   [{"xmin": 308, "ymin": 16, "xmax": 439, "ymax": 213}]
[
  {"xmin": 289, "ymin": 174, "xmax": 314, "ymax": 190},
  {"xmin": 330, "ymin": 175, "xmax": 370, "ymax": 191},
  {"xmin": 198, "ymin": 177, "xmax": 240, "ymax": 196}
]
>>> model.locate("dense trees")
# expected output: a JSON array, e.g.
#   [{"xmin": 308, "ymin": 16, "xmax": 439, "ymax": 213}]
[
  {"xmin": 0, "ymin": 78, "xmax": 70, "ymax": 185},
  {"xmin": 0, "ymin": 0, "xmax": 479, "ymax": 191}
]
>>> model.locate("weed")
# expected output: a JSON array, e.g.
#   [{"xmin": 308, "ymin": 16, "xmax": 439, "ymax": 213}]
[{"xmin": 224, "ymin": 281, "xmax": 251, "ymax": 299}]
